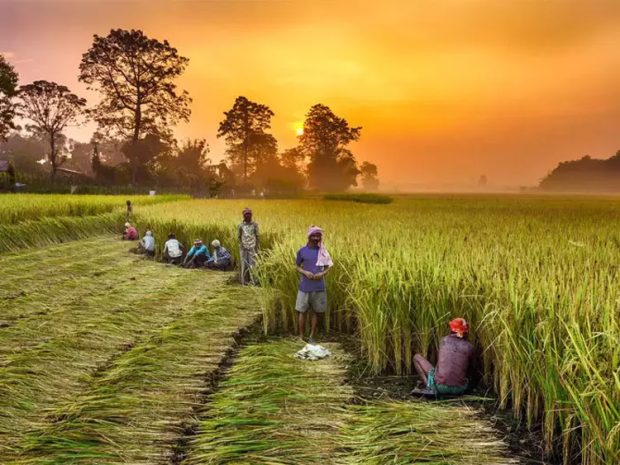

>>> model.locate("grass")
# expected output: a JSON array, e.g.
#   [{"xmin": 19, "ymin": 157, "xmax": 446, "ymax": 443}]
[
  {"xmin": 0, "ymin": 237, "xmax": 261, "ymax": 463},
  {"xmin": 0, "ymin": 193, "xmax": 187, "ymax": 225},
  {"xmin": 340, "ymin": 400, "xmax": 516, "ymax": 465},
  {"xmin": 134, "ymin": 196, "xmax": 620, "ymax": 465},
  {"xmin": 323, "ymin": 193, "xmax": 393, "ymax": 204},
  {"xmin": 186, "ymin": 338, "xmax": 353, "ymax": 464},
  {"xmin": 0, "ymin": 194, "xmax": 618, "ymax": 464},
  {"xmin": 185, "ymin": 338, "xmax": 516, "ymax": 465}
]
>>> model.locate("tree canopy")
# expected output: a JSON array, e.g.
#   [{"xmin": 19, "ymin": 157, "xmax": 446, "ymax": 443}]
[
  {"xmin": 0, "ymin": 55, "xmax": 19, "ymax": 141},
  {"xmin": 79, "ymin": 28, "xmax": 191, "ymax": 143},
  {"xmin": 18, "ymin": 80, "xmax": 86, "ymax": 181},
  {"xmin": 540, "ymin": 151, "xmax": 620, "ymax": 192},
  {"xmin": 299, "ymin": 104, "xmax": 362, "ymax": 191},
  {"xmin": 217, "ymin": 96, "xmax": 277, "ymax": 185}
]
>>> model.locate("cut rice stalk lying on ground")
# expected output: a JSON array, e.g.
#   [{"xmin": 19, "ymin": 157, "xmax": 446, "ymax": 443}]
[
  {"xmin": 0, "ymin": 240, "xmax": 188, "ymax": 363},
  {"xmin": 14, "ymin": 286, "xmax": 261, "ymax": 465},
  {"xmin": 185, "ymin": 338, "xmax": 354, "ymax": 465},
  {"xmin": 0, "ymin": 239, "xmax": 260, "ymax": 462},
  {"xmin": 339, "ymin": 400, "xmax": 518, "ymax": 465}
]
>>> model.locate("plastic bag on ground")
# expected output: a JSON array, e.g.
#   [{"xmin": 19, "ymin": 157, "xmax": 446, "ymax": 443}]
[{"xmin": 295, "ymin": 343, "xmax": 332, "ymax": 361}]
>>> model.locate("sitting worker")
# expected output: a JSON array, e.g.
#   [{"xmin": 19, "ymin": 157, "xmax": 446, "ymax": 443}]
[
  {"xmin": 163, "ymin": 233, "xmax": 184, "ymax": 265},
  {"xmin": 206, "ymin": 239, "xmax": 232, "ymax": 270},
  {"xmin": 138, "ymin": 230, "xmax": 156, "ymax": 257},
  {"xmin": 183, "ymin": 239, "xmax": 211, "ymax": 268},
  {"xmin": 412, "ymin": 318, "xmax": 474, "ymax": 396},
  {"xmin": 123, "ymin": 222, "xmax": 138, "ymax": 241}
]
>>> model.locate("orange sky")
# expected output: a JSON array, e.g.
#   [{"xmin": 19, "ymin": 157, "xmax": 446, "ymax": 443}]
[{"xmin": 1, "ymin": 0, "xmax": 619, "ymax": 189}]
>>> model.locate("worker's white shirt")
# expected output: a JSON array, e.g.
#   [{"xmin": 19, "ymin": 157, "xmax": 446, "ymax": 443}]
[
  {"xmin": 142, "ymin": 235, "xmax": 155, "ymax": 251},
  {"xmin": 164, "ymin": 239, "xmax": 182, "ymax": 258}
]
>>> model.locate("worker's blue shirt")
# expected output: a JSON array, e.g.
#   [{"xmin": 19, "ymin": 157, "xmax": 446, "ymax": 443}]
[
  {"xmin": 187, "ymin": 244, "xmax": 210, "ymax": 259},
  {"xmin": 296, "ymin": 245, "xmax": 327, "ymax": 292}
]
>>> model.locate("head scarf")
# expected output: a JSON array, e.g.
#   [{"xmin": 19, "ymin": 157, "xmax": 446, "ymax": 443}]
[
  {"xmin": 211, "ymin": 239, "xmax": 221, "ymax": 248},
  {"xmin": 124, "ymin": 222, "xmax": 131, "ymax": 228},
  {"xmin": 307, "ymin": 226, "xmax": 333, "ymax": 267},
  {"xmin": 146, "ymin": 230, "xmax": 153, "ymax": 236},
  {"xmin": 449, "ymin": 318, "xmax": 469, "ymax": 336}
]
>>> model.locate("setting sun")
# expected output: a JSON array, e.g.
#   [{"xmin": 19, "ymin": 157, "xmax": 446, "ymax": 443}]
[{"xmin": 296, "ymin": 127, "xmax": 304, "ymax": 137}]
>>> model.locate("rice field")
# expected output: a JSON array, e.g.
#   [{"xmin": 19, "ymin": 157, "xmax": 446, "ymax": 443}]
[
  {"xmin": 0, "ymin": 193, "xmax": 618, "ymax": 465},
  {"xmin": 0, "ymin": 237, "xmax": 261, "ymax": 463},
  {"xmin": 0, "ymin": 193, "xmax": 187, "ymax": 225},
  {"xmin": 186, "ymin": 338, "xmax": 515, "ymax": 465},
  {"xmin": 133, "ymin": 196, "xmax": 620, "ymax": 465}
]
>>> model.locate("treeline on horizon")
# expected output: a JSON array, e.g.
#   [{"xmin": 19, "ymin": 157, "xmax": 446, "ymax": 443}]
[
  {"xmin": 0, "ymin": 29, "xmax": 379, "ymax": 195},
  {"xmin": 540, "ymin": 150, "xmax": 620, "ymax": 193}
]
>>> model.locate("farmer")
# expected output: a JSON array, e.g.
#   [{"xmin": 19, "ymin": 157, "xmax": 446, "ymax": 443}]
[
  {"xmin": 138, "ymin": 230, "xmax": 155, "ymax": 257},
  {"xmin": 238, "ymin": 207, "xmax": 259, "ymax": 284},
  {"xmin": 123, "ymin": 222, "xmax": 138, "ymax": 241},
  {"xmin": 163, "ymin": 233, "xmax": 184, "ymax": 265},
  {"xmin": 412, "ymin": 318, "xmax": 474, "ymax": 396},
  {"xmin": 126, "ymin": 200, "xmax": 133, "ymax": 222},
  {"xmin": 206, "ymin": 239, "xmax": 232, "ymax": 270},
  {"xmin": 183, "ymin": 239, "xmax": 211, "ymax": 268},
  {"xmin": 295, "ymin": 226, "xmax": 332, "ymax": 343}
]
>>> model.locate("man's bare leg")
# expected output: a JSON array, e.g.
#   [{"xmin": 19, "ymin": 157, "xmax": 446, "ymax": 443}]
[
  {"xmin": 309, "ymin": 312, "xmax": 318, "ymax": 340},
  {"xmin": 298, "ymin": 312, "xmax": 306, "ymax": 339},
  {"xmin": 414, "ymin": 353, "xmax": 433, "ymax": 386}
]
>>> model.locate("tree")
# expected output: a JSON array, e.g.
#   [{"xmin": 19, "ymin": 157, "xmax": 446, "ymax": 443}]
[
  {"xmin": 157, "ymin": 139, "xmax": 211, "ymax": 192},
  {"xmin": 18, "ymin": 81, "xmax": 86, "ymax": 182},
  {"xmin": 217, "ymin": 96, "xmax": 277, "ymax": 185},
  {"xmin": 79, "ymin": 28, "xmax": 191, "ymax": 181},
  {"xmin": 299, "ymin": 104, "xmax": 361, "ymax": 191},
  {"xmin": 0, "ymin": 55, "xmax": 19, "ymax": 141},
  {"xmin": 120, "ymin": 133, "xmax": 166, "ymax": 184},
  {"xmin": 360, "ymin": 161, "xmax": 380, "ymax": 191}
]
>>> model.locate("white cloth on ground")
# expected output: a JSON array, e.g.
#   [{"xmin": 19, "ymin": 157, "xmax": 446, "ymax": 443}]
[{"xmin": 295, "ymin": 343, "xmax": 332, "ymax": 361}]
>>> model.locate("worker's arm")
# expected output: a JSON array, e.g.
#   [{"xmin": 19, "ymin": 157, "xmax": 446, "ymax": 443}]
[
  {"xmin": 296, "ymin": 265, "xmax": 314, "ymax": 279},
  {"xmin": 312, "ymin": 265, "xmax": 330, "ymax": 280},
  {"xmin": 184, "ymin": 246, "xmax": 195, "ymax": 264},
  {"xmin": 295, "ymin": 249, "xmax": 313, "ymax": 279},
  {"xmin": 255, "ymin": 223, "xmax": 260, "ymax": 251}
]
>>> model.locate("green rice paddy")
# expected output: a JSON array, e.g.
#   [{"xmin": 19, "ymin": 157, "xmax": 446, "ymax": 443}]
[{"xmin": 0, "ymin": 193, "xmax": 618, "ymax": 465}]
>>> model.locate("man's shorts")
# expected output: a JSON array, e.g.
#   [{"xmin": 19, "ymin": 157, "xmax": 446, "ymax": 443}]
[
  {"xmin": 426, "ymin": 368, "xmax": 468, "ymax": 395},
  {"xmin": 295, "ymin": 290, "xmax": 327, "ymax": 313}
]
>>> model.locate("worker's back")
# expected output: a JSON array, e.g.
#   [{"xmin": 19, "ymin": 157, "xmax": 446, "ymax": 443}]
[{"xmin": 434, "ymin": 334, "xmax": 473, "ymax": 387}]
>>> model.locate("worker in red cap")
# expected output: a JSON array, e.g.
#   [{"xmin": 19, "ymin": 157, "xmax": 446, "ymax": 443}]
[{"xmin": 412, "ymin": 318, "xmax": 474, "ymax": 396}]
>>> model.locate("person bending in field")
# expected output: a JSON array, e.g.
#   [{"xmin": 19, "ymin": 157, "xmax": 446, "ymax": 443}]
[
  {"xmin": 412, "ymin": 318, "xmax": 474, "ymax": 396},
  {"xmin": 138, "ymin": 230, "xmax": 155, "ymax": 257},
  {"xmin": 123, "ymin": 222, "xmax": 138, "ymax": 241},
  {"xmin": 238, "ymin": 207, "xmax": 259, "ymax": 285},
  {"xmin": 295, "ymin": 226, "xmax": 333, "ymax": 343},
  {"xmin": 163, "ymin": 233, "xmax": 184, "ymax": 265},
  {"xmin": 206, "ymin": 239, "xmax": 232, "ymax": 270},
  {"xmin": 183, "ymin": 239, "xmax": 211, "ymax": 268}
]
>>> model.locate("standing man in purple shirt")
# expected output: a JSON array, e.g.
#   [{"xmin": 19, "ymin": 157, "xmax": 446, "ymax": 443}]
[{"xmin": 295, "ymin": 226, "xmax": 333, "ymax": 343}]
